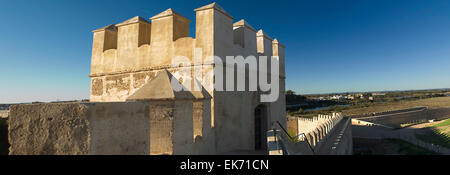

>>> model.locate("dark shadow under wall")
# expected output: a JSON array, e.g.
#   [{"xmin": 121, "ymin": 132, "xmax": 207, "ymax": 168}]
[{"xmin": 0, "ymin": 118, "xmax": 9, "ymax": 155}]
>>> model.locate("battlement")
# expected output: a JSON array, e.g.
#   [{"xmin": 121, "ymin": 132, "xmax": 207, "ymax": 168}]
[
  {"xmin": 89, "ymin": 2, "xmax": 286, "ymax": 102},
  {"xmin": 89, "ymin": 2, "xmax": 285, "ymax": 77},
  {"xmin": 288, "ymin": 113, "xmax": 344, "ymax": 148},
  {"xmin": 273, "ymin": 113, "xmax": 352, "ymax": 155}
]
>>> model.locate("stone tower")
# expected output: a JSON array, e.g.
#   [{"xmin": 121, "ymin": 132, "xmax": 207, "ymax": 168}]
[{"xmin": 89, "ymin": 2, "xmax": 286, "ymax": 154}]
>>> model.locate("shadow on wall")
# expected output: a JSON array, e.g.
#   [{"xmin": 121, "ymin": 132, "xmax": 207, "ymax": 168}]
[{"xmin": 0, "ymin": 118, "xmax": 9, "ymax": 155}]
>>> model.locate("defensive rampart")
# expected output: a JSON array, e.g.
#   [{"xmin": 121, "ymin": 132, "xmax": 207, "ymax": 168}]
[
  {"xmin": 8, "ymin": 99, "xmax": 215, "ymax": 155},
  {"xmin": 270, "ymin": 113, "xmax": 353, "ymax": 155}
]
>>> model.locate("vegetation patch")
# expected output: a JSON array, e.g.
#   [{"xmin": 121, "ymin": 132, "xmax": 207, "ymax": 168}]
[{"xmin": 415, "ymin": 118, "xmax": 450, "ymax": 149}]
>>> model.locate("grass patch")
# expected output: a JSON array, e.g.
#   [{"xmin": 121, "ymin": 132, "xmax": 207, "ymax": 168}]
[
  {"xmin": 434, "ymin": 119, "xmax": 450, "ymax": 128},
  {"xmin": 287, "ymin": 129, "xmax": 300, "ymax": 143},
  {"xmin": 415, "ymin": 118, "xmax": 450, "ymax": 149}
]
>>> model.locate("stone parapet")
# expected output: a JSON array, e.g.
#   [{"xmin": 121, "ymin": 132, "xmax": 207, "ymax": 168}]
[{"xmin": 8, "ymin": 100, "xmax": 215, "ymax": 155}]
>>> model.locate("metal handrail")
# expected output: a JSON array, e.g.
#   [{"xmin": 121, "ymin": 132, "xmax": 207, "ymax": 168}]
[
  {"xmin": 273, "ymin": 121, "xmax": 315, "ymax": 153},
  {"xmin": 275, "ymin": 121, "xmax": 294, "ymax": 140}
]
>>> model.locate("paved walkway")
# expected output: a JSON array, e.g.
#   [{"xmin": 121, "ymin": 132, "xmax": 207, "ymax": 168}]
[
  {"xmin": 357, "ymin": 108, "xmax": 426, "ymax": 120},
  {"xmin": 316, "ymin": 117, "xmax": 350, "ymax": 155}
]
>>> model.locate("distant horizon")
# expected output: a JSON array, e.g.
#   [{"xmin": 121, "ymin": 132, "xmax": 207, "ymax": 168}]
[
  {"xmin": 1, "ymin": 0, "xmax": 450, "ymax": 103},
  {"xmin": 1, "ymin": 87, "xmax": 449, "ymax": 104},
  {"xmin": 295, "ymin": 87, "xmax": 450, "ymax": 96}
]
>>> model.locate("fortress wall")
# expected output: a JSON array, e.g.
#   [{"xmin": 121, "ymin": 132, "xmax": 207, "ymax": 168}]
[
  {"xmin": 195, "ymin": 9, "xmax": 214, "ymax": 63},
  {"xmin": 88, "ymin": 3, "xmax": 286, "ymax": 154},
  {"xmin": 194, "ymin": 4, "xmax": 262, "ymax": 153},
  {"xmin": 257, "ymin": 30, "xmax": 273, "ymax": 57},
  {"xmin": 116, "ymin": 21, "xmax": 139, "ymax": 71},
  {"xmin": 86, "ymin": 102, "xmax": 151, "ymax": 155},
  {"xmin": 287, "ymin": 117, "xmax": 298, "ymax": 136},
  {"xmin": 288, "ymin": 113, "xmax": 344, "ymax": 148},
  {"xmin": 8, "ymin": 101, "xmax": 215, "ymax": 155},
  {"xmin": 191, "ymin": 99, "xmax": 216, "ymax": 154},
  {"xmin": 89, "ymin": 8, "xmax": 219, "ymax": 102},
  {"xmin": 328, "ymin": 117, "xmax": 353, "ymax": 155},
  {"xmin": 90, "ymin": 11, "xmax": 196, "ymax": 77},
  {"xmin": 273, "ymin": 39, "xmax": 285, "ymax": 78},
  {"xmin": 171, "ymin": 100, "xmax": 194, "ymax": 154},
  {"xmin": 90, "ymin": 64, "xmax": 216, "ymax": 102},
  {"xmin": 0, "ymin": 110, "xmax": 8, "ymax": 118},
  {"xmin": 232, "ymin": 20, "xmax": 258, "ymax": 57},
  {"xmin": 9, "ymin": 103, "xmax": 92, "ymax": 155},
  {"xmin": 213, "ymin": 91, "xmax": 261, "ymax": 153},
  {"xmin": 91, "ymin": 28, "xmax": 118, "ymax": 75},
  {"xmin": 256, "ymin": 30, "xmax": 287, "ymax": 130},
  {"xmin": 273, "ymin": 115, "xmax": 352, "ymax": 155},
  {"xmin": 150, "ymin": 12, "xmax": 189, "ymax": 67},
  {"xmin": 271, "ymin": 39, "xmax": 286, "ymax": 128}
]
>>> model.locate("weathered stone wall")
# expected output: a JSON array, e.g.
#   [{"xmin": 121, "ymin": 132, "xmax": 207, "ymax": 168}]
[
  {"xmin": 327, "ymin": 117, "xmax": 353, "ymax": 155},
  {"xmin": 90, "ymin": 66, "xmax": 215, "ymax": 103},
  {"xmin": 8, "ymin": 101, "xmax": 216, "ymax": 155},
  {"xmin": 9, "ymin": 103, "xmax": 90, "ymax": 155},
  {"xmin": 0, "ymin": 110, "xmax": 8, "ymax": 118},
  {"xmin": 286, "ymin": 117, "xmax": 298, "ymax": 136},
  {"xmin": 86, "ymin": 102, "xmax": 150, "ymax": 155},
  {"xmin": 0, "ymin": 110, "xmax": 8, "ymax": 154},
  {"xmin": 88, "ymin": 2, "xmax": 286, "ymax": 154},
  {"xmin": 89, "ymin": 7, "xmax": 218, "ymax": 102}
]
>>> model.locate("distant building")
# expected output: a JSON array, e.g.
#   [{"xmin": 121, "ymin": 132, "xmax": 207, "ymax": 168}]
[
  {"xmin": 330, "ymin": 95, "xmax": 344, "ymax": 100},
  {"xmin": 372, "ymin": 93, "xmax": 386, "ymax": 96}
]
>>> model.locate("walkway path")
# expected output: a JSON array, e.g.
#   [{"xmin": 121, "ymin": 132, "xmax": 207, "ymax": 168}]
[{"xmin": 357, "ymin": 108, "xmax": 426, "ymax": 120}]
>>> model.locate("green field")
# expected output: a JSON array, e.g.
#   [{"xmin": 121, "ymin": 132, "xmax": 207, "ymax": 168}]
[{"xmin": 415, "ymin": 118, "xmax": 450, "ymax": 149}]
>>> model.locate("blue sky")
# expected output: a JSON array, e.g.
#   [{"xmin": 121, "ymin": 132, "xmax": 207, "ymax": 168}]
[{"xmin": 1, "ymin": 0, "xmax": 450, "ymax": 103}]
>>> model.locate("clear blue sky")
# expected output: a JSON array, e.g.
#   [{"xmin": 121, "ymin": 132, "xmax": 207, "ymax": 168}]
[{"xmin": 1, "ymin": 0, "xmax": 450, "ymax": 103}]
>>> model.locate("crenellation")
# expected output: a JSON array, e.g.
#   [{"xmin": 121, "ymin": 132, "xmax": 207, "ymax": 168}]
[
  {"xmin": 194, "ymin": 2, "xmax": 234, "ymax": 19},
  {"xmin": 86, "ymin": 2, "xmax": 287, "ymax": 154},
  {"xmin": 233, "ymin": 19, "xmax": 257, "ymax": 49},
  {"xmin": 256, "ymin": 29, "xmax": 273, "ymax": 56},
  {"xmin": 116, "ymin": 16, "xmax": 151, "ymax": 72},
  {"xmin": 91, "ymin": 24, "xmax": 118, "ymax": 74},
  {"xmin": 290, "ymin": 113, "xmax": 345, "ymax": 149},
  {"xmin": 5, "ymin": 1, "xmax": 356, "ymax": 156}
]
